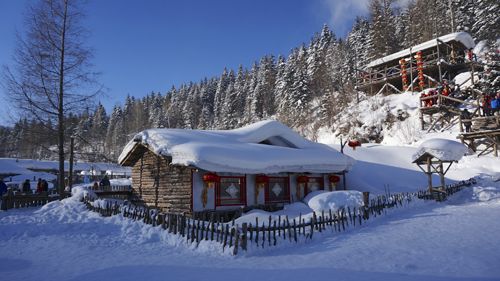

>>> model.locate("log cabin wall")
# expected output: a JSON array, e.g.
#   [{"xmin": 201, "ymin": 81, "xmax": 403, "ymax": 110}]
[{"xmin": 131, "ymin": 149, "xmax": 192, "ymax": 215}]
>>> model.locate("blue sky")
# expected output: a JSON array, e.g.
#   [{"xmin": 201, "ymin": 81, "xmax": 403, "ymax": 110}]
[{"xmin": 0, "ymin": 0, "xmax": 371, "ymax": 125}]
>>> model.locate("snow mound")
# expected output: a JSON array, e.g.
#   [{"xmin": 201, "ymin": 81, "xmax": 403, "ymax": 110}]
[
  {"xmin": 473, "ymin": 186, "xmax": 500, "ymax": 202},
  {"xmin": 412, "ymin": 138, "xmax": 470, "ymax": 162},
  {"xmin": 304, "ymin": 190, "xmax": 365, "ymax": 213}
]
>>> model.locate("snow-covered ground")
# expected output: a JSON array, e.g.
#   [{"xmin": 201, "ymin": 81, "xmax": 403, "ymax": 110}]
[
  {"xmin": 2, "ymin": 89, "xmax": 500, "ymax": 280},
  {"xmin": 1, "ymin": 176, "xmax": 499, "ymax": 281}
]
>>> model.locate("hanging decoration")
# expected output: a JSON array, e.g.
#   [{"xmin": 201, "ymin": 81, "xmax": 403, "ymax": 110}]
[
  {"xmin": 203, "ymin": 173, "xmax": 219, "ymax": 186},
  {"xmin": 296, "ymin": 175, "xmax": 308, "ymax": 200},
  {"xmin": 297, "ymin": 176, "xmax": 309, "ymax": 183},
  {"xmin": 329, "ymin": 175, "xmax": 340, "ymax": 183},
  {"xmin": 415, "ymin": 51, "xmax": 425, "ymax": 90},
  {"xmin": 348, "ymin": 140, "xmax": 361, "ymax": 150},
  {"xmin": 329, "ymin": 174, "xmax": 341, "ymax": 191},
  {"xmin": 201, "ymin": 172, "xmax": 219, "ymax": 208},
  {"xmin": 399, "ymin": 58, "xmax": 408, "ymax": 91},
  {"xmin": 254, "ymin": 174, "xmax": 269, "ymax": 203}
]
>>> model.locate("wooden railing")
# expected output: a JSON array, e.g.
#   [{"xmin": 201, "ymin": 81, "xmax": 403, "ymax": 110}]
[
  {"xmin": 0, "ymin": 184, "xmax": 133, "ymax": 210},
  {"xmin": 0, "ymin": 189, "xmax": 60, "ymax": 210}
]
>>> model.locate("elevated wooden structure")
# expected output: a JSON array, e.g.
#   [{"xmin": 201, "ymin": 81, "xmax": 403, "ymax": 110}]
[
  {"xmin": 419, "ymin": 90, "xmax": 499, "ymax": 157},
  {"xmin": 357, "ymin": 32, "xmax": 476, "ymax": 95},
  {"xmin": 457, "ymin": 127, "xmax": 500, "ymax": 157},
  {"xmin": 419, "ymin": 93, "xmax": 480, "ymax": 132}
]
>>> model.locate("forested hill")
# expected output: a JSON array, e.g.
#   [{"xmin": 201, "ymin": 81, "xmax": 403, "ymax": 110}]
[{"xmin": 1, "ymin": 0, "xmax": 498, "ymax": 161}]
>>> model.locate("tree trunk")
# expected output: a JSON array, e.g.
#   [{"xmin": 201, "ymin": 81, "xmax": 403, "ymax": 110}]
[{"xmin": 58, "ymin": 0, "xmax": 69, "ymax": 196}]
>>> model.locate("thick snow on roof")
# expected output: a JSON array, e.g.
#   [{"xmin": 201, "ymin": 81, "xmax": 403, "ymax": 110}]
[
  {"xmin": 412, "ymin": 138, "xmax": 470, "ymax": 162},
  {"xmin": 365, "ymin": 32, "xmax": 475, "ymax": 69},
  {"xmin": 119, "ymin": 120, "xmax": 354, "ymax": 174}
]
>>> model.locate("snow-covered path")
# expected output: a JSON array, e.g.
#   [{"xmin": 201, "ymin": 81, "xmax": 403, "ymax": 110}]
[{"xmin": 1, "ymin": 180, "xmax": 500, "ymax": 281}]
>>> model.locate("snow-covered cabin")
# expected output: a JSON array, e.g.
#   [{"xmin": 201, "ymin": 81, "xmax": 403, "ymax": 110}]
[{"xmin": 118, "ymin": 120, "xmax": 354, "ymax": 216}]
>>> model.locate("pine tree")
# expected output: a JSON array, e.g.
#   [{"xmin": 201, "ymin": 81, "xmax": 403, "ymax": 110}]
[{"xmin": 472, "ymin": 0, "xmax": 499, "ymax": 41}]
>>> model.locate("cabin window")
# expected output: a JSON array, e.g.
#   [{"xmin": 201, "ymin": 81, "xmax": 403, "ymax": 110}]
[
  {"xmin": 305, "ymin": 177, "xmax": 324, "ymax": 194},
  {"xmin": 216, "ymin": 176, "xmax": 246, "ymax": 206},
  {"xmin": 265, "ymin": 177, "xmax": 290, "ymax": 204}
]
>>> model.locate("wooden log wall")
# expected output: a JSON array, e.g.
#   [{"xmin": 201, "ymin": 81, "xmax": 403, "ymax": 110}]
[{"xmin": 131, "ymin": 149, "xmax": 192, "ymax": 215}]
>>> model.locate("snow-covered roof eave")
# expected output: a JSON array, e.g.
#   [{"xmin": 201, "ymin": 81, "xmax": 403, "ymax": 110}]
[
  {"xmin": 365, "ymin": 32, "xmax": 475, "ymax": 69},
  {"xmin": 118, "ymin": 120, "xmax": 355, "ymax": 173}
]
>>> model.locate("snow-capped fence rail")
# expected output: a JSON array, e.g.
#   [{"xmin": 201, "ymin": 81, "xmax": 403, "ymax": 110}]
[
  {"xmin": 1, "ymin": 189, "xmax": 59, "ymax": 210},
  {"xmin": 82, "ymin": 178, "xmax": 476, "ymax": 255}
]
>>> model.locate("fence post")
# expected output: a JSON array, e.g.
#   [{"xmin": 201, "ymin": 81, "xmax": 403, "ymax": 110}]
[
  {"xmin": 363, "ymin": 191, "xmax": 370, "ymax": 219},
  {"xmin": 241, "ymin": 223, "xmax": 248, "ymax": 251},
  {"xmin": 233, "ymin": 227, "xmax": 239, "ymax": 255}
]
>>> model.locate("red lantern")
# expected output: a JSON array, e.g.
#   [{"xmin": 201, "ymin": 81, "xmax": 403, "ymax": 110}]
[
  {"xmin": 329, "ymin": 175, "xmax": 341, "ymax": 183},
  {"xmin": 202, "ymin": 173, "xmax": 219, "ymax": 183},
  {"xmin": 297, "ymin": 175, "xmax": 309, "ymax": 183},
  {"xmin": 348, "ymin": 140, "xmax": 361, "ymax": 149},
  {"xmin": 255, "ymin": 174, "xmax": 269, "ymax": 184}
]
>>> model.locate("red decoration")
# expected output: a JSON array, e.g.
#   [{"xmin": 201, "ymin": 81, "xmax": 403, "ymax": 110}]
[
  {"xmin": 329, "ymin": 175, "xmax": 341, "ymax": 183},
  {"xmin": 415, "ymin": 51, "xmax": 425, "ymax": 90},
  {"xmin": 297, "ymin": 176, "xmax": 309, "ymax": 183},
  {"xmin": 255, "ymin": 174, "xmax": 269, "ymax": 184},
  {"xmin": 202, "ymin": 173, "xmax": 219, "ymax": 183},
  {"xmin": 348, "ymin": 140, "xmax": 361, "ymax": 148},
  {"xmin": 399, "ymin": 59, "xmax": 408, "ymax": 91}
]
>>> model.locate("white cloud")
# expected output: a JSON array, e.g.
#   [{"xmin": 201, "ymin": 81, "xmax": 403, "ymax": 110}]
[
  {"xmin": 322, "ymin": 0, "xmax": 413, "ymax": 36},
  {"xmin": 322, "ymin": 0, "xmax": 370, "ymax": 36}
]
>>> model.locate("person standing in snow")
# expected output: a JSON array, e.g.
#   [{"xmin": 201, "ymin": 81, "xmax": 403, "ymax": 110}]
[
  {"xmin": 491, "ymin": 92, "xmax": 500, "ymax": 115},
  {"xmin": 42, "ymin": 179, "xmax": 49, "ymax": 192},
  {"xmin": 461, "ymin": 109, "xmax": 472, "ymax": 132},
  {"xmin": 0, "ymin": 179, "xmax": 7, "ymax": 197},
  {"xmin": 99, "ymin": 175, "xmax": 110, "ymax": 189},
  {"xmin": 22, "ymin": 179, "xmax": 31, "ymax": 194},
  {"xmin": 36, "ymin": 178, "xmax": 43, "ymax": 194},
  {"xmin": 481, "ymin": 94, "xmax": 492, "ymax": 116}
]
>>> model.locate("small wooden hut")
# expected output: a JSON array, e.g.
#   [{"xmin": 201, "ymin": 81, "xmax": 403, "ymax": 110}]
[
  {"xmin": 412, "ymin": 139, "xmax": 469, "ymax": 199},
  {"xmin": 118, "ymin": 120, "xmax": 354, "ymax": 216}
]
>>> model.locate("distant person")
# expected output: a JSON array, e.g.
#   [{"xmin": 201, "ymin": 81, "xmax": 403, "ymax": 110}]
[
  {"xmin": 22, "ymin": 179, "xmax": 31, "ymax": 194},
  {"xmin": 42, "ymin": 179, "xmax": 49, "ymax": 192},
  {"xmin": 0, "ymin": 179, "xmax": 7, "ymax": 197},
  {"xmin": 99, "ymin": 175, "xmax": 110, "ymax": 188},
  {"xmin": 36, "ymin": 178, "xmax": 43, "ymax": 194},
  {"xmin": 92, "ymin": 181, "xmax": 99, "ymax": 190},
  {"xmin": 461, "ymin": 109, "xmax": 472, "ymax": 132},
  {"xmin": 491, "ymin": 93, "xmax": 500, "ymax": 115},
  {"xmin": 481, "ymin": 94, "xmax": 492, "ymax": 116}
]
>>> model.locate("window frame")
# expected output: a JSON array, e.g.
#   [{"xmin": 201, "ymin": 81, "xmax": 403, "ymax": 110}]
[
  {"xmin": 264, "ymin": 176, "xmax": 291, "ymax": 204},
  {"xmin": 215, "ymin": 175, "xmax": 247, "ymax": 207}
]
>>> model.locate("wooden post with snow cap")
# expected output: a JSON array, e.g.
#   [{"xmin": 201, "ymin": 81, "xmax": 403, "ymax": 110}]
[
  {"xmin": 362, "ymin": 192, "xmax": 370, "ymax": 219},
  {"xmin": 427, "ymin": 156, "xmax": 433, "ymax": 194},
  {"xmin": 362, "ymin": 192, "xmax": 370, "ymax": 207}
]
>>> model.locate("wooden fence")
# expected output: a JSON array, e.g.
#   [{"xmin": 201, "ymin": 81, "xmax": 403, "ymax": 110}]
[
  {"xmin": 0, "ymin": 189, "xmax": 60, "ymax": 210},
  {"xmin": 0, "ymin": 184, "xmax": 132, "ymax": 211},
  {"xmin": 82, "ymin": 178, "xmax": 476, "ymax": 255}
]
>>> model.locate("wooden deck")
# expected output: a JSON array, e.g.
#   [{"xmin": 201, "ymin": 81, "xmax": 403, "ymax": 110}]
[{"xmin": 457, "ymin": 128, "xmax": 500, "ymax": 157}]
